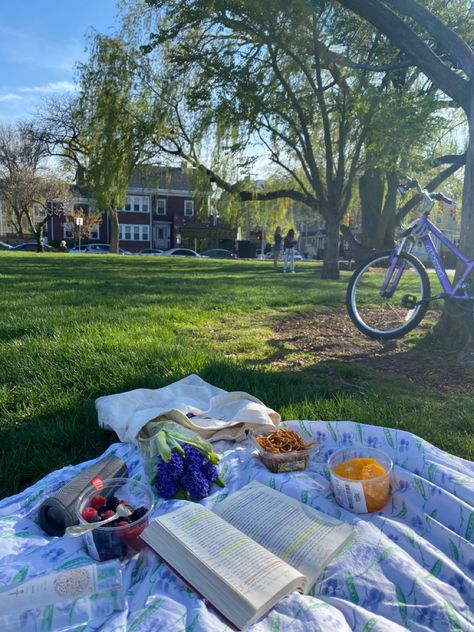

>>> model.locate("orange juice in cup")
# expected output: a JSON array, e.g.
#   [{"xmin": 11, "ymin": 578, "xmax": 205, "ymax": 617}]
[{"xmin": 328, "ymin": 448, "xmax": 392, "ymax": 513}]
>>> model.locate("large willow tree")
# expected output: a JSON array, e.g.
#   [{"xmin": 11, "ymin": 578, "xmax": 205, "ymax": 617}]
[
  {"xmin": 124, "ymin": 0, "xmax": 395, "ymax": 278},
  {"xmin": 78, "ymin": 35, "xmax": 163, "ymax": 252}
]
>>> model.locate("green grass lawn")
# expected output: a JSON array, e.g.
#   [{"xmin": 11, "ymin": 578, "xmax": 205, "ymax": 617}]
[{"xmin": 1, "ymin": 252, "xmax": 473, "ymax": 498}]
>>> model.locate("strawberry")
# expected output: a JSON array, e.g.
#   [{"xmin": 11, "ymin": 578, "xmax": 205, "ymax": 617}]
[
  {"xmin": 90, "ymin": 495, "xmax": 107, "ymax": 510},
  {"xmin": 82, "ymin": 506, "xmax": 98, "ymax": 522}
]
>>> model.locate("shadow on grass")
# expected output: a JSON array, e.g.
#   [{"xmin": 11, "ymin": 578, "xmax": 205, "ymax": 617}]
[
  {"xmin": 2, "ymin": 349, "xmax": 474, "ymax": 499},
  {"xmin": 0, "ymin": 358, "xmax": 350, "ymax": 498}
]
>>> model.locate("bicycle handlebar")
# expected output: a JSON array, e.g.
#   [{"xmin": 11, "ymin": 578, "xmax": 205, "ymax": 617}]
[
  {"xmin": 401, "ymin": 176, "xmax": 455, "ymax": 207},
  {"xmin": 431, "ymin": 191, "xmax": 454, "ymax": 205}
]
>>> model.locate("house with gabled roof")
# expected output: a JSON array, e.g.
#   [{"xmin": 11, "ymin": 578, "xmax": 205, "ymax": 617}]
[{"xmin": 47, "ymin": 164, "xmax": 232, "ymax": 251}]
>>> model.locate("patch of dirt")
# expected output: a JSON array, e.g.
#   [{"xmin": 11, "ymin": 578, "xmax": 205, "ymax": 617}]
[{"xmin": 271, "ymin": 310, "xmax": 474, "ymax": 396}]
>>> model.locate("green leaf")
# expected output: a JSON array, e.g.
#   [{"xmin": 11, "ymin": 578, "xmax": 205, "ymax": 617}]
[
  {"xmin": 326, "ymin": 422, "xmax": 337, "ymax": 442},
  {"xmin": 427, "ymin": 463, "xmax": 437, "ymax": 482},
  {"xmin": 41, "ymin": 604, "xmax": 54, "ymax": 632},
  {"xmin": 379, "ymin": 546, "xmax": 397, "ymax": 563},
  {"xmin": 395, "ymin": 585, "xmax": 408, "ymax": 627},
  {"xmin": 414, "ymin": 477, "xmax": 427, "ymax": 501},
  {"xmin": 383, "ymin": 427, "xmax": 394, "ymax": 448},
  {"xmin": 449, "ymin": 540, "xmax": 460, "ymax": 562},
  {"xmin": 361, "ymin": 619, "xmax": 378, "ymax": 632},
  {"xmin": 429, "ymin": 559, "xmax": 442, "ymax": 577},
  {"xmin": 215, "ymin": 475, "xmax": 226, "ymax": 488},
  {"xmin": 443, "ymin": 601, "xmax": 462, "ymax": 632},
  {"xmin": 154, "ymin": 430, "xmax": 172, "ymax": 462},
  {"xmin": 271, "ymin": 614, "xmax": 281, "ymax": 632},
  {"xmin": 394, "ymin": 501, "xmax": 407, "ymax": 518},
  {"xmin": 465, "ymin": 511, "xmax": 474, "ymax": 541},
  {"xmin": 345, "ymin": 572, "xmax": 359, "ymax": 604},
  {"xmin": 406, "ymin": 528, "xmax": 416, "ymax": 547},
  {"xmin": 12, "ymin": 567, "xmax": 29, "ymax": 585}
]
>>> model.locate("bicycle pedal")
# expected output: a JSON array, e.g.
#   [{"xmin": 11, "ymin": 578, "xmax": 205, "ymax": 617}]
[{"xmin": 401, "ymin": 294, "xmax": 418, "ymax": 309}]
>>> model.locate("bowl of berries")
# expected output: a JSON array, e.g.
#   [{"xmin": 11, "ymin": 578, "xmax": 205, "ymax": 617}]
[{"xmin": 75, "ymin": 478, "xmax": 154, "ymax": 561}]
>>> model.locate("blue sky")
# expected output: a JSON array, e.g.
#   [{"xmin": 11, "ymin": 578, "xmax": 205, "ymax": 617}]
[{"xmin": 0, "ymin": 0, "xmax": 119, "ymax": 121}]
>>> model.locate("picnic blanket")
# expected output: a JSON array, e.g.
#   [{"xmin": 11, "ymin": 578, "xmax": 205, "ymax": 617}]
[{"xmin": 1, "ymin": 419, "xmax": 473, "ymax": 631}]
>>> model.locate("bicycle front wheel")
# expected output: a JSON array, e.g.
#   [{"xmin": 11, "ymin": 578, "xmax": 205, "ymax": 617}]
[{"xmin": 346, "ymin": 251, "xmax": 431, "ymax": 340}]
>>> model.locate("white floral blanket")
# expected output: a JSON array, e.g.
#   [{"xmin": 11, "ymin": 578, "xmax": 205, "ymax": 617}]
[{"xmin": 0, "ymin": 420, "xmax": 473, "ymax": 631}]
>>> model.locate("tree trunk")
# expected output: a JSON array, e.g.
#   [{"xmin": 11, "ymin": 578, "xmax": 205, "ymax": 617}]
[
  {"xmin": 360, "ymin": 168, "xmax": 384, "ymax": 247},
  {"xmin": 433, "ymin": 85, "xmax": 474, "ymax": 349},
  {"xmin": 109, "ymin": 208, "xmax": 120, "ymax": 253},
  {"xmin": 75, "ymin": 165, "xmax": 86, "ymax": 187},
  {"xmin": 321, "ymin": 214, "xmax": 340, "ymax": 279},
  {"xmin": 376, "ymin": 171, "xmax": 398, "ymax": 250},
  {"xmin": 37, "ymin": 224, "xmax": 44, "ymax": 253}
]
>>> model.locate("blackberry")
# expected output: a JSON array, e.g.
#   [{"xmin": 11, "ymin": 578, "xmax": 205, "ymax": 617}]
[
  {"xmin": 129, "ymin": 506, "xmax": 147, "ymax": 523},
  {"xmin": 106, "ymin": 496, "xmax": 120, "ymax": 511}
]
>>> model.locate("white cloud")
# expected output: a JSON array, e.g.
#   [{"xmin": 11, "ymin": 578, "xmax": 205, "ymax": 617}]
[
  {"xmin": 18, "ymin": 81, "xmax": 77, "ymax": 94},
  {"xmin": 0, "ymin": 93, "xmax": 23, "ymax": 102}
]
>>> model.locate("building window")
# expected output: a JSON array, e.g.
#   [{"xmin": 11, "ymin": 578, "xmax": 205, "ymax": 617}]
[
  {"xmin": 157, "ymin": 199, "xmax": 166, "ymax": 215},
  {"xmin": 89, "ymin": 224, "xmax": 100, "ymax": 240},
  {"xmin": 120, "ymin": 195, "xmax": 150, "ymax": 212},
  {"xmin": 63, "ymin": 224, "xmax": 74, "ymax": 239},
  {"xmin": 120, "ymin": 224, "xmax": 149, "ymax": 241},
  {"xmin": 184, "ymin": 200, "xmax": 194, "ymax": 217}
]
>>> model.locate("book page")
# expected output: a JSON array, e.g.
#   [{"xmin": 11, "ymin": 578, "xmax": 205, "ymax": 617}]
[
  {"xmin": 141, "ymin": 503, "xmax": 305, "ymax": 610},
  {"xmin": 213, "ymin": 482, "xmax": 354, "ymax": 585}
]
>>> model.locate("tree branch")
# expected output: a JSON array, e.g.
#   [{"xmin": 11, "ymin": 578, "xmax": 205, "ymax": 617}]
[
  {"xmin": 335, "ymin": 0, "xmax": 471, "ymax": 113},
  {"xmin": 387, "ymin": 0, "xmax": 474, "ymax": 80}
]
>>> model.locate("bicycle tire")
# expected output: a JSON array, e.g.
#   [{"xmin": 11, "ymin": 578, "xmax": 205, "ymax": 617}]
[{"xmin": 346, "ymin": 250, "xmax": 431, "ymax": 340}]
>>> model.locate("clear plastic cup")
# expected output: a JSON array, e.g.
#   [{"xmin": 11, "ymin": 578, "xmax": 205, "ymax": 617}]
[
  {"xmin": 76, "ymin": 478, "xmax": 154, "ymax": 561},
  {"xmin": 328, "ymin": 447, "xmax": 392, "ymax": 513}
]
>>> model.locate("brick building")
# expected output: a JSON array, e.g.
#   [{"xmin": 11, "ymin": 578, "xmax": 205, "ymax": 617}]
[{"xmin": 47, "ymin": 165, "xmax": 232, "ymax": 252}]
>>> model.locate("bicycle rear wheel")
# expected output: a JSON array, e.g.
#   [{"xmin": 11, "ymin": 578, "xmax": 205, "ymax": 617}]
[{"xmin": 346, "ymin": 251, "xmax": 431, "ymax": 340}]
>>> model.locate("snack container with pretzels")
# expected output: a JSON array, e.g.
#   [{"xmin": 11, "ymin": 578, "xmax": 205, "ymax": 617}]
[{"xmin": 249, "ymin": 427, "xmax": 318, "ymax": 473}]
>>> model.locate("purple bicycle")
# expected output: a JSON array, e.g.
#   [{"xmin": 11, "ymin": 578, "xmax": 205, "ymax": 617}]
[{"xmin": 346, "ymin": 178, "xmax": 470, "ymax": 340}]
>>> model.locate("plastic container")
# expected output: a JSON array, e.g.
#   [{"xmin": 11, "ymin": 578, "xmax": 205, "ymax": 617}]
[
  {"xmin": 250, "ymin": 429, "xmax": 313, "ymax": 473},
  {"xmin": 0, "ymin": 560, "xmax": 124, "ymax": 631},
  {"xmin": 75, "ymin": 478, "xmax": 154, "ymax": 561},
  {"xmin": 328, "ymin": 447, "xmax": 393, "ymax": 513}
]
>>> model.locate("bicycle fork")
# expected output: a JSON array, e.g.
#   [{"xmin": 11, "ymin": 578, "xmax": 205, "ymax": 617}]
[{"xmin": 380, "ymin": 239, "xmax": 411, "ymax": 299}]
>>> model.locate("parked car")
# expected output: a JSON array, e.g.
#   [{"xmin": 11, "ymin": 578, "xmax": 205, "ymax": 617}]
[
  {"xmin": 83, "ymin": 243, "xmax": 132, "ymax": 255},
  {"xmin": 0, "ymin": 241, "xmax": 12, "ymax": 250},
  {"xmin": 137, "ymin": 248, "xmax": 164, "ymax": 255},
  {"xmin": 159, "ymin": 248, "xmax": 201, "ymax": 257},
  {"xmin": 256, "ymin": 250, "xmax": 273, "ymax": 260},
  {"xmin": 257, "ymin": 248, "xmax": 304, "ymax": 261},
  {"xmin": 69, "ymin": 245, "xmax": 88, "ymax": 253},
  {"xmin": 200, "ymin": 249, "xmax": 236, "ymax": 259},
  {"xmin": 11, "ymin": 242, "xmax": 55, "ymax": 252}
]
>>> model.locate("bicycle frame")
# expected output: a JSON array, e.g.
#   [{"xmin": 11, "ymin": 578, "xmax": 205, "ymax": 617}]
[{"xmin": 383, "ymin": 214, "xmax": 474, "ymax": 301}]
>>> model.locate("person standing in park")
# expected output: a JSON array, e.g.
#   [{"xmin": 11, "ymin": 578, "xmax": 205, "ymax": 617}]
[
  {"xmin": 283, "ymin": 228, "xmax": 297, "ymax": 273},
  {"xmin": 273, "ymin": 226, "xmax": 282, "ymax": 269}
]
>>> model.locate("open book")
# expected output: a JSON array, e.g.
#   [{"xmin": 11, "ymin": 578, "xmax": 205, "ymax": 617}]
[{"xmin": 140, "ymin": 481, "xmax": 354, "ymax": 630}]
